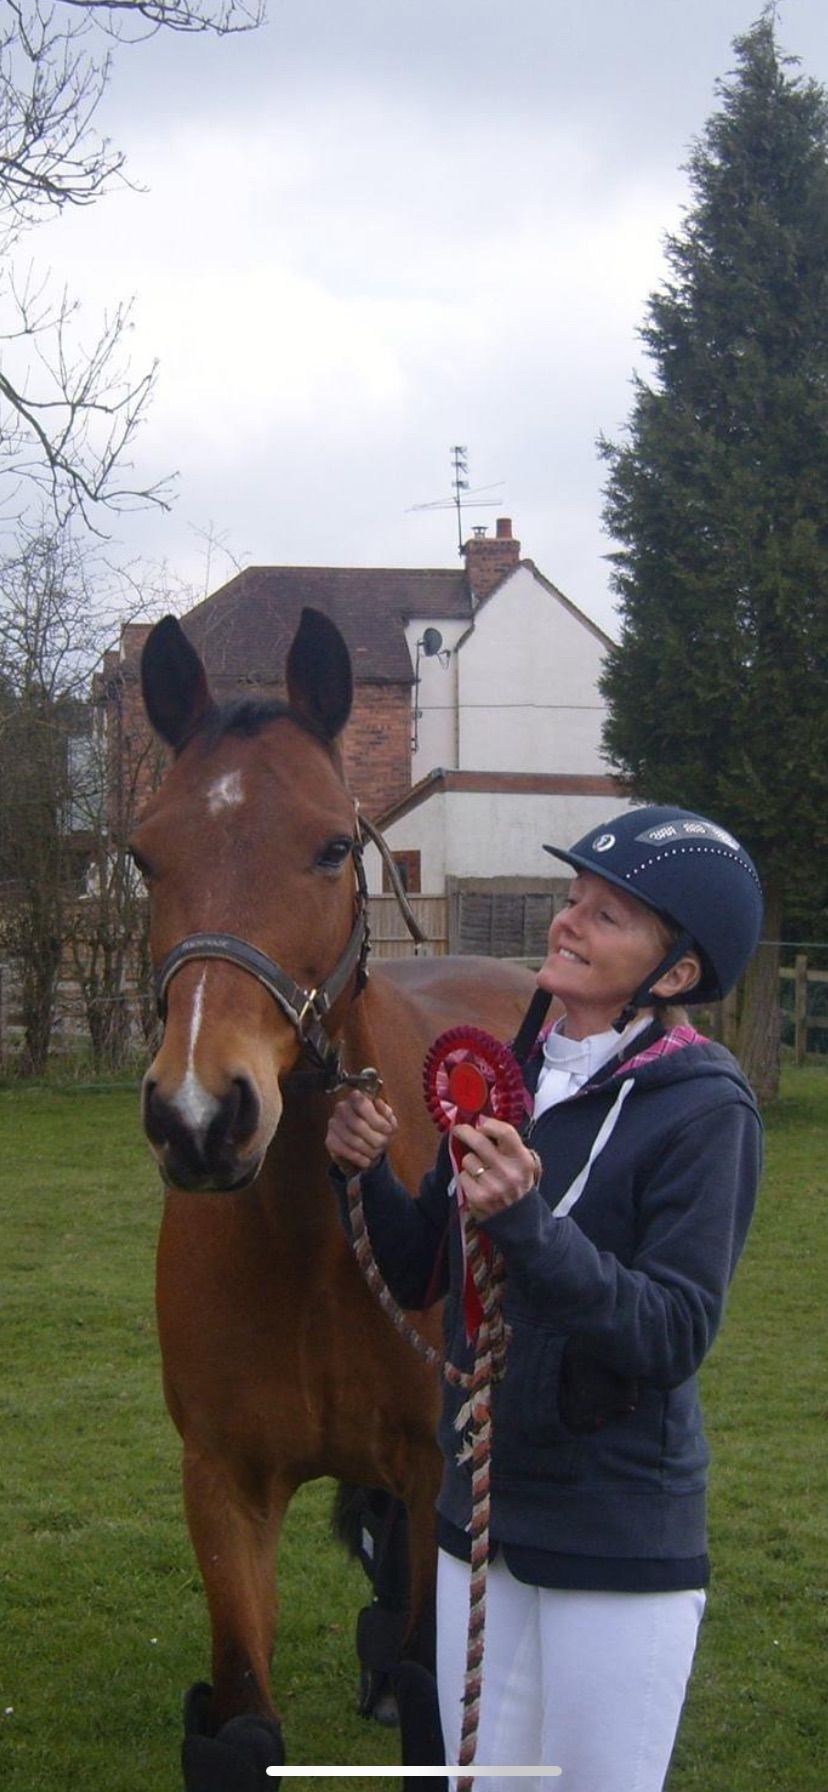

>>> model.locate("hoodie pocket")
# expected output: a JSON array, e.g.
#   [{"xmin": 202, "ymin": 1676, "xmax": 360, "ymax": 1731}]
[
  {"xmin": 492, "ymin": 1322, "xmax": 579, "ymax": 1480},
  {"xmin": 558, "ymin": 1338, "xmax": 639, "ymax": 1434}
]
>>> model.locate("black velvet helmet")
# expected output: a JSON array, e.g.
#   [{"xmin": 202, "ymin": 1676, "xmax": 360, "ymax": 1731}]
[{"xmin": 543, "ymin": 805, "xmax": 764, "ymax": 1003}]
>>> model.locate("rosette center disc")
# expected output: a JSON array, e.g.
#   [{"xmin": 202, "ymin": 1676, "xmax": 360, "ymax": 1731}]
[{"xmin": 446, "ymin": 1060, "xmax": 490, "ymax": 1114}]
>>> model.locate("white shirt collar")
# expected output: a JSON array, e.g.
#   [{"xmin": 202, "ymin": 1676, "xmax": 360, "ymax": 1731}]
[
  {"xmin": 533, "ymin": 1015, "xmax": 650, "ymax": 1121},
  {"xmin": 542, "ymin": 1017, "xmax": 648, "ymax": 1079}
]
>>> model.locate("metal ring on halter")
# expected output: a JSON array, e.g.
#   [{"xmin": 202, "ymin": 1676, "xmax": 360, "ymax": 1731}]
[{"xmin": 296, "ymin": 988, "xmax": 319, "ymax": 1029}]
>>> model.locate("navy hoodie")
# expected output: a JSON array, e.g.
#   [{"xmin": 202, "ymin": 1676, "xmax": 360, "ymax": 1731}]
[{"xmin": 343, "ymin": 1023, "xmax": 762, "ymax": 1593}]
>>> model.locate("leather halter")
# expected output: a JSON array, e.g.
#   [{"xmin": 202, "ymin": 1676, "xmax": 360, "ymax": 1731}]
[{"xmin": 154, "ymin": 833, "xmax": 374, "ymax": 1093}]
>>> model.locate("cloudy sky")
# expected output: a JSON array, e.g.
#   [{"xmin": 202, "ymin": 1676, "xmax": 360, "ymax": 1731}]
[{"xmin": 33, "ymin": 0, "xmax": 828, "ymax": 632}]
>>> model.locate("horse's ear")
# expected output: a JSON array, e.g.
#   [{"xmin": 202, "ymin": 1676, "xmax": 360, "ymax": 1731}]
[
  {"xmin": 141, "ymin": 616, "xmax": 217, "ymax": 752},
  {"xmin": 285, "ymin": 607, "xmax": 353, "ymax": 741}
]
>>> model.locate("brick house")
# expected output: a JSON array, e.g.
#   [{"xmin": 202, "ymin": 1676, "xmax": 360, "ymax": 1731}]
[{"xmin": 103, "ymin": 519, "xmax": 627, "ymax": 954}]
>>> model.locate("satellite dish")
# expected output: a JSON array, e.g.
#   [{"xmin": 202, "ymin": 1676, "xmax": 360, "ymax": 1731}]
[{"xmin": 412, "ymin": 627, "xmax": 449, "ymax": 750}]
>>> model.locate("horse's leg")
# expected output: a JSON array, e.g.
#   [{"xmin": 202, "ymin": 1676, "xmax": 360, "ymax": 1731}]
[
  {"xmin": 178, "ymin": 1446, "xmax": 295, "ymax": 1790},
  {"xmin": 182, "ymin": 1446, "xmax": 293, "ymax": 1727},
  {"xmin": 389, "ymin": 1464, "xmax": 446, "ymax": 1777},
  {"xmin": 401, "ymin": 1455, "xmax": 441, "ymax": 1662}
]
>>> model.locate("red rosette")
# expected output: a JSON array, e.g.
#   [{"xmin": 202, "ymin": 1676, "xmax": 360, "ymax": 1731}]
[
  {"xmin": 423, "ymin": 1025, "xmax": 528, "ymax": 1340},
  {"xmin": 422, "ymin": 1024, "xmax": 527, "ymax": 1148}
]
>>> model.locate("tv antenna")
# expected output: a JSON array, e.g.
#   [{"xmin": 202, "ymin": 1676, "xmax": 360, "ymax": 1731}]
[{"xmin": 408, "ymin": 447, "xmax": 504, "ymax": 557}]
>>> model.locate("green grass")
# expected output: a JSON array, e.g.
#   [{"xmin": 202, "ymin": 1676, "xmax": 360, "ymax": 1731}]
[
  {"xmin": 668, "ymin": 1064, "xmax": 828, "ymax": 1792},
  {"xmin": 0, "ymin": 1069, "xmax": 825, "ymax": 1790}
]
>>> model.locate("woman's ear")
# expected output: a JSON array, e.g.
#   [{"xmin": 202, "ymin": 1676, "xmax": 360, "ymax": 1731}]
[{"xmin": 651, "ymin": 952, "xmax": 702, "ymax": 1001}]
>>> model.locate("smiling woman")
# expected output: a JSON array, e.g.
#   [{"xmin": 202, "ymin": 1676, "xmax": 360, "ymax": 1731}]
[
  {"xmin": 536, "ymin": 871, "xmax": 702, "ymax": 1041},
  {"xmin": 325, "ymin": 803, "xmax": 765, "ymax": 1792}
]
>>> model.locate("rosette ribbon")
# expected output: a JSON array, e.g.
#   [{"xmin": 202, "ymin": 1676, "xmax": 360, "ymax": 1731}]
[{"xmin": 422, "ymin": 1025, "xmax": 530, "ymax": 1338}]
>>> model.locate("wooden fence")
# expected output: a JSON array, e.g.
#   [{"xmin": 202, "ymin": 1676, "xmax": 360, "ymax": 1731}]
[
  {"xmin": 366, "ymin": 894, "xmax": 448, "ymax": 957},
  {"xmin": 780, "ymin": 954, "xmax": 828, "ymax": 1065}
]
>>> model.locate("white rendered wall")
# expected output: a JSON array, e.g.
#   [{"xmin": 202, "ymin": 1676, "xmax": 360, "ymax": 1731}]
[
  {"xmin": 364, "ymin": 788, "xmax": 633, "ymax": 895},
  {"xmin": 457, "ymin": 566, "xmax": 609, "ymax": 774}
]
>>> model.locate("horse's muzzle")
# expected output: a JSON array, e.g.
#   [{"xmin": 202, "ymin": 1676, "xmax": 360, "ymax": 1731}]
[{"xmin": 142, "ymin": 1075, "xmax": 264, "ymax": 1193}]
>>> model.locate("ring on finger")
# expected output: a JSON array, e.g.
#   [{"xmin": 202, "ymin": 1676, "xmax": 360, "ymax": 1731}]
[{"xmin": 471, "ymin": 1164, "xmax": 486, "ymax": 1180}]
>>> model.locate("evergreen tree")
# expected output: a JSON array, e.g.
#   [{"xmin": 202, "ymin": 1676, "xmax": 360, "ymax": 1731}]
[{"xmin": 599, "ymin": 8, "xmax": 828, "ymax": 1102}]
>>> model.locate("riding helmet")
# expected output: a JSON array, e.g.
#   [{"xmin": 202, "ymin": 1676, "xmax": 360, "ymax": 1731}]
[{"xmin": 543, "ymin": 805, "xmax": 764, "ymax": 1002}]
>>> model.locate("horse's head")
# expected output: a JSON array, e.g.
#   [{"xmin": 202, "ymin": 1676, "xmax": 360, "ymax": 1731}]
[{"xmin": 132, "ymin": 607, "xmax": 362, "ymax": 1192}]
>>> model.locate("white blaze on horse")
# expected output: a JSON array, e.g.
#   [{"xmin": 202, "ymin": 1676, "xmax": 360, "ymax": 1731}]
[{"xmin": 133, "ymin": 606, "xmax": 533, "ymax": 1788}]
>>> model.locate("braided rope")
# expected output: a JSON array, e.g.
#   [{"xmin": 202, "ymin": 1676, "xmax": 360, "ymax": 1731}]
[
  {"xmin": 346, "ymin": 1174, "xmax": 442, "ymax": 1368},
  {"xmin": 447, "ymin": 1209, "xmax": 507, "ymax": 1789},
  {"xmin": 346, "ymin": 1172, "xmax": 507, "ymax": 1790}
]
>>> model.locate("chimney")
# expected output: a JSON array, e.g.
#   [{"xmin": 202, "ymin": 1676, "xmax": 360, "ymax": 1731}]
[
  {"xmin": 119, "ymin": 621, "xmax": 154, "ymax": 662},
  {"xmin": 463, "ymin": 516, "xmax": 521, "ymax": 603}
]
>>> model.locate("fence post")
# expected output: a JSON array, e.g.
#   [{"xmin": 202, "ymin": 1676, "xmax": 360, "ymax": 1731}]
[
  {"xmin": 721, "ymin": 986, "xmax": 740, "ymax": 1053},
  {"xmin": 794, "ymin": 953, "xmax": 808, "ymax": 1066}
]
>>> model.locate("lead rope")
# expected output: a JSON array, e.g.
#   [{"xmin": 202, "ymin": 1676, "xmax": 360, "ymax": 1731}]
[
  {"xmin": 346, "ymin": 1172, "xmax": 441, "ymax": 1370},
  {"xmin": 447, "ymin": 1207, "xmax": 508, "ymax": 1791},
  {"xmin": 345, "ymin": 1174, "xmax": 508, "ymax": 1790}
]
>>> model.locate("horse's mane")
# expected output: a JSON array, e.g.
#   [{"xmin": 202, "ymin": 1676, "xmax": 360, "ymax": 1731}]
[{"xmin": 200, "ymin": 698, "xmax": 333, "ymax": 752}]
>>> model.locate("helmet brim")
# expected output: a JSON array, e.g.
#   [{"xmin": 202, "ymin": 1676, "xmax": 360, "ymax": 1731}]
[{"xmin": 542, "ymin": 843, "xmax": 669, "ymax": 921}]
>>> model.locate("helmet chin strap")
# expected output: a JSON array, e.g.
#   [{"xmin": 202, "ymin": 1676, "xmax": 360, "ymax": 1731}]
[{"xmin": 612, "ymin": 931, "xmax": 694, "ymax": 1034}]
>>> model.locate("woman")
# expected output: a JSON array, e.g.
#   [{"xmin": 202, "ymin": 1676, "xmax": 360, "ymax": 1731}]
[{"xmin": 326, "ymin": 805, "xmax": 764, "ymax": 1792}]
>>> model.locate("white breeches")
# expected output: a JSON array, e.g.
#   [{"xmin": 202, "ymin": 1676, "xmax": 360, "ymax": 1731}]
[{"xmin": 436, "ymin": 1549, "xmax": 705, "ymax": 1792}]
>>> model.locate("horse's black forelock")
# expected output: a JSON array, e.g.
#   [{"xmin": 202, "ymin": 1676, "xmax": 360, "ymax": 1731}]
[{"xmin": 198, "ymin": 697, "xmax": 333, "ymax": 753}]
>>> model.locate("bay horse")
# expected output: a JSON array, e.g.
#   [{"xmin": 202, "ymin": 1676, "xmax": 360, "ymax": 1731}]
[{"xmin": 133, "ymin": 606, "xmax": 534, "ymax": 1788}]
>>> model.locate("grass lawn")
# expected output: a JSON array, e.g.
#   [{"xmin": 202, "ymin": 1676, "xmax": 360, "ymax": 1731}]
[
  {"xmin": 669, "ymin": 1063, "xmax": 828, "ymax": 1792},
  {"xmin": 0, "ymin": 1065, "xmax": 825, "ymax": 1790}
]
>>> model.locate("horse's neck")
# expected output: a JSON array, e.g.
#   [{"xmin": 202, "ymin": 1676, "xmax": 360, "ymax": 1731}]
[
  {"xmin": 260, "ymin": 1081, "xmax": 340, "ymax": 1249},
  {"xmin": 341, "ymin": 980, "xmax": 385, "ymax": 1081},
  {"xmin": 341, "ymin": 973, "xmax": 419, "ymax": 1090}
]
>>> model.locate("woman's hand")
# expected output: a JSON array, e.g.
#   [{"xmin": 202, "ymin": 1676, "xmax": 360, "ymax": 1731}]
[
  {"xmin": 454, "ymin": 1117, "xmax": 541, "ymax": 1218},
  {"xmin": 325, "ymin": 1089, "xmax": 398, "ymax": 1175}
]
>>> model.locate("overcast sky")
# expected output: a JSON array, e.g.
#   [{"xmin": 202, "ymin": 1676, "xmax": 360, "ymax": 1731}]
[{"xmin": 33, "ymin": 0, "xmax": 828, "ymax": 632}]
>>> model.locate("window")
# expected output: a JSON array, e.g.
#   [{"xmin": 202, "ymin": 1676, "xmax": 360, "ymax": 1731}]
[{"xmin": 383, "ymin": 850, "xmax": 421, "ymax": 895}]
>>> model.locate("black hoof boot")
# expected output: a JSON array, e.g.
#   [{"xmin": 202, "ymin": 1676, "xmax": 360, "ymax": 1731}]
[
  {"xmin": 393, "ymin": 1660, "xmax": 446, "ymax": 1787},
  {"xmin": 355, "ymin": 1601, "xmax": 406, "ymax": 1725},
  {"xmin": 357, "ymin": 1663, "xmax": 399, "ymax": 1727},
  {"xmin": 181, "ymin": 1682, "xmax": 285, "ymax": 1792}
]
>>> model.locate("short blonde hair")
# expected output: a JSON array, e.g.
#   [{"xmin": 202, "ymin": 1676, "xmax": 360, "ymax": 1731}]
[{"xmin": 650, "ymin": 910, "xmax": 702, "ymax": 1022}]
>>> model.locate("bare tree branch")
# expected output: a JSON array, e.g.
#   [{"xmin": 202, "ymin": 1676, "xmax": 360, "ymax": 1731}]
[
  {"xmin": 0, "ymin": 0, "xmax": 265, "ymax": 523},
  {"xmin": 64, "ymin": 0, "xmax": 265, "ymax": 35},
  {"xmin": 0, "ymin": 2, "xmax": 265, "ymax": 235},
  {"xmin": 0, "ymin": 522, "xmax": 185, "ymax": 1069},
  {"xmin": 1, "ymin": 3, "xmax": 119, "ymax": 234},
  {"xmin": 0, "ymin": 265, "xmax": 175, "ymax": 526}
]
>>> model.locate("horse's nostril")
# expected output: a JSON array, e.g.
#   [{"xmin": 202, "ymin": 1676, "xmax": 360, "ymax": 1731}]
[
  {"xmin": 232, "ymin": 1068, "xmax": 258, "ymax": 1139},
  {"xmin": 143, "ymin": 1078, "xmax": 165, "ymax": 1145},
  {"xmin": 208, "ymin": 1076, "xmax": 259, "ymax": 1153}
]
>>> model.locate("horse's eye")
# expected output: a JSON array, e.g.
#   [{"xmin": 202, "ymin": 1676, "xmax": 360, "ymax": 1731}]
[{"xmin": 316, "ymin": 837, "xmax": 353, "ymax": 872}]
